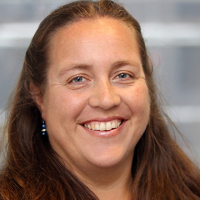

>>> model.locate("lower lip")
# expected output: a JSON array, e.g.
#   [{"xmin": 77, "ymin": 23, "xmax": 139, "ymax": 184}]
[{"xmin": 82, "ymin": 121, "xmax": 126, "ymax": 138}]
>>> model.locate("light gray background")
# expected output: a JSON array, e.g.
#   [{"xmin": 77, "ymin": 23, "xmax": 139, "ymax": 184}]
[{"xmin": 0, "ymin": 0, "xmax": 200, "ymax": 166}]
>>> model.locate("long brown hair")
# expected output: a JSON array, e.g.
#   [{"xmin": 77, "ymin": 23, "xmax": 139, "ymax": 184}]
[{"xmin": 0, "ymin": 0, "xmax": 200, "ymax": 199}]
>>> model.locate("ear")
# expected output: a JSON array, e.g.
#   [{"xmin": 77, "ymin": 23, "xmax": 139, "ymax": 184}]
[{"xmin": 30, "ymin": 83, "xmax": 46, "ymax": 120}]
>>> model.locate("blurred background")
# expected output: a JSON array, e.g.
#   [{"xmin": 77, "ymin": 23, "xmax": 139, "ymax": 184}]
[{"xmin": 0, "ymin": 0, "xmax": 200, "ymax": 166}]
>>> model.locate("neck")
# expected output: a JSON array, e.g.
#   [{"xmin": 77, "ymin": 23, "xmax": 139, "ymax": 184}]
[
  {"xmin": 86, "ymin": 168, "xmax": 132, "ymax": 200},
  {"xmin": 72, "ymin": 156, "xmax": 133, "ymax": 200}
]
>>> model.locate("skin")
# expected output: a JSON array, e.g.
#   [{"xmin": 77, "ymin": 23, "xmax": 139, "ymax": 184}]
[{"xmin": 34, "ymin": 18, "xmax": 150, "ymax": 200}]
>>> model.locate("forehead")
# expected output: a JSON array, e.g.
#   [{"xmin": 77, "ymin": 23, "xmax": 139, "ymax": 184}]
[
  {"xmin": 47, "ymin": 17, "xmax": 141, "ymax": 70},
  {"xmin": 49, "ymin": 17, "xmax": 137, "ymax": 49}
]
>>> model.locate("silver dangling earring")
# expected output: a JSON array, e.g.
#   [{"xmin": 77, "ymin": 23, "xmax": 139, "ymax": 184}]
[{"xmin": 41, "ymin": 120, "xmax": 47, "ymax": 136}]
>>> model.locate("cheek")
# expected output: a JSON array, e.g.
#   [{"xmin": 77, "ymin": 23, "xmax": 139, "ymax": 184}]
[
  {"xmin": 47, "ymin": 90, "xmax": 88, "ymax": 120},
  {"xmin": 127, "ymin": 83, "xmax": 150, "ymax": 114}
]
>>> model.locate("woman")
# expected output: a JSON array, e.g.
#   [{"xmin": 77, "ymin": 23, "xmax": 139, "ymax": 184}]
[{"xmin": 0, "ymin": 0, "xmax": 200, "ymax": 199}]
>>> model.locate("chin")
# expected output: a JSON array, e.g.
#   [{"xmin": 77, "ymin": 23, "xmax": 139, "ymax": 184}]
[{"xmin": 85, "ymin": 147, "xmax": 133, "ymax": 169}]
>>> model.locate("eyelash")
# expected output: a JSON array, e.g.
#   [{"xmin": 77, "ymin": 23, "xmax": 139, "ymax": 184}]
[
  {"xmin": 117, "ymin": 73, "xmax": 130, "ymax": 79},
  {"xmin": 68, "ymin": 75, "xmax": 88, "ymax": 86},
  {"xmin": 71, "ymin": 76, "xmax": 85, "ymax": 83},
  {"xmin": 67, "ymin": 72, "xmax": 135, "ymax": 87},
  {"xmin": 115, "ymin": 72, "xmax": 134, "ymax": 80}
]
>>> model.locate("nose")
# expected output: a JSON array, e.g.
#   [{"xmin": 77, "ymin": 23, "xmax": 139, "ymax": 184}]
[{"xmin": 88, "ymin": 80, "xmax": 121, "ymax": 110}]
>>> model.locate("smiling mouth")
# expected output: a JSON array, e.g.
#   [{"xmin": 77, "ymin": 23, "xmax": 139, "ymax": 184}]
[{"xmin": 83, "ymin": 119, "xmax": 123, "ymax": 131}]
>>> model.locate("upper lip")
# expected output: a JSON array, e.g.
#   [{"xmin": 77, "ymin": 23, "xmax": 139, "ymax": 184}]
[{"xmin": 80, "ymin": 116, "xmax": 127, "ymax": 125}]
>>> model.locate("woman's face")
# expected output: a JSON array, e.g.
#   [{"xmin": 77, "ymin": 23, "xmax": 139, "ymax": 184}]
[{"xmin": 37, "ymin": 18, "xmax": 150, "ymax": 171}]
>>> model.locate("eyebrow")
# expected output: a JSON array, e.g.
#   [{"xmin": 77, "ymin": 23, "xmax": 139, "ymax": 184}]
[
  {"xmin": 58, "ymin": 64, "xmax": 92, "ymax": 77},
  {"xmin": 111, "ymin": 60, "xmax": 140, "ymax": 70},
  {"xmin": 58, "ymin": 60, "xmax": 141, "ymax": 77}
]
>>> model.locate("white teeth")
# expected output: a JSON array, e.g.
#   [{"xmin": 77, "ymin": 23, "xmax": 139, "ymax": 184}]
[
  {"xmin": 111, "ymin": 121, "xmax": 116, "ymax": 129},
  {"xmin": 117, "ymin": 121, "xmax": 120, "ymax": 127},
  {"xmin": 106, "ymin": 122, "xmax": 112, "ymax": 130},
  {"xmin": 84, "ymin": 120, "xmax": 122, "ymax": 131},
  {"xmin": 100, "ymin": 123, "xmax": 106, "ymax": 131},
  {"xmin": 95, "ymin": 124, "xmax": 100, "ymax": 130}
]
